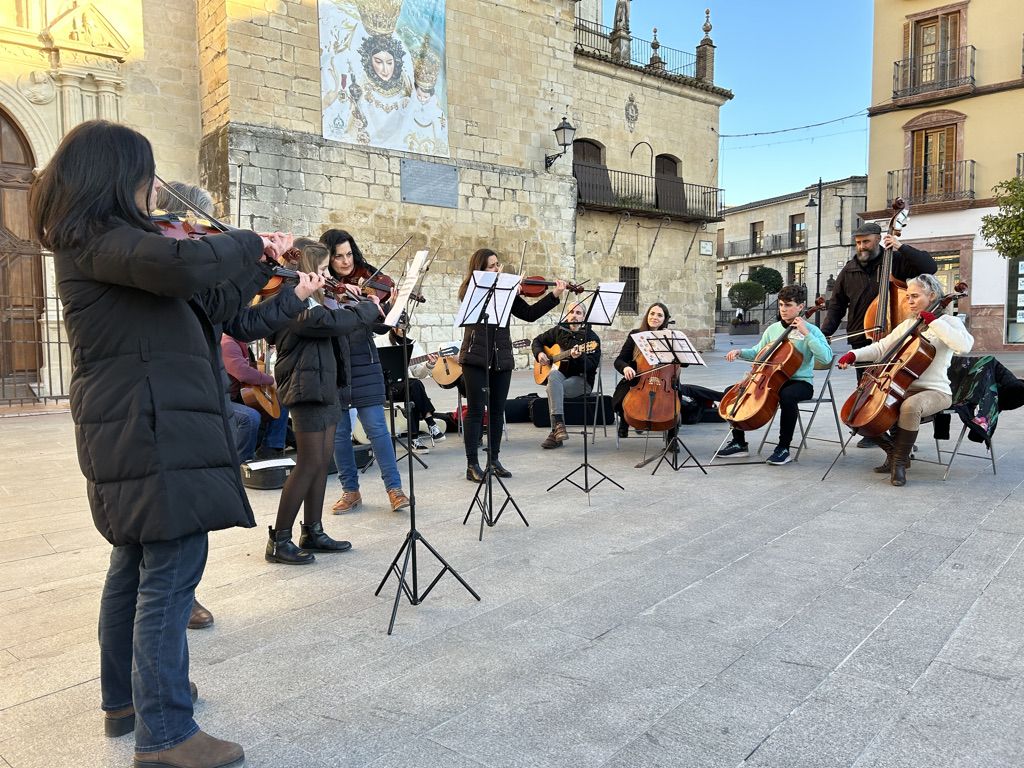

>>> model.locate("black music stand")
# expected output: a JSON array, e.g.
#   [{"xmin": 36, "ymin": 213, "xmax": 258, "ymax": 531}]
[
  {"xmin": 375, "ymin": 250, "xmax": 479, "ymax": 634},
  {"xmin": 548, "ymin": 283, "xmax": 625, "ymax": 496},
  {"xmin": 378, "ymin": 344, "xmax": 428, "ymax": 469},
  {"xmin": 456, "ymin": 270, "xmax": 527, "ymax": 541},
  {"xmin": 629, "ymin": 329, "xmax": 709, "ymax": 475}
]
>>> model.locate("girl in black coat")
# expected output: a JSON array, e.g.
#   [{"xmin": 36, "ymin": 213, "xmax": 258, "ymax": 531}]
[
  {"xmin": 456, "ymin": 248, "xmax": 566, "ymax": 481},
  {"xmin": 29, "ymin": 121, "xmax": 293, "ymax": 767},
  {"xmin": 270, "ymin": 242, "xmax": 381, "ymax": 563}
]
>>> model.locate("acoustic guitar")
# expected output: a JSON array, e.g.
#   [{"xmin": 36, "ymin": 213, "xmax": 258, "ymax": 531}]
[
  {"xmin": 533, "ymin": 341, "xmax": 599, "ymax": 385},
  {"xmin": 432, "ymin": 338, "xmax": 531, "ymax": 389},
  {"xmin": 240, "ymin": 342, "xmax": 281, "ymax": 419}
]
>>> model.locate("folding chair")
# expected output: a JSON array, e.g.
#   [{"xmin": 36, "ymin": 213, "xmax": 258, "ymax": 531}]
[
  {"xmin": 911, "ymin": 412, "xmax": 997, "ymax": 480},
  {"xmin": 590, "ymin": 368, "xmax": 609, "ymax": 443},
  {"xmin": 758, "ymin": 354, "xmax": 846, "ymax": 461}
]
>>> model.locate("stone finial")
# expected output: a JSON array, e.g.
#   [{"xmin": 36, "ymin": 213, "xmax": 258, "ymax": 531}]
[
  {"xmin": 703, "ymin": 8, "xmax": 712, "ymax": 39},
  {"xmin": 648, "ymin": 28, "xmax": 665, "ymax": 70},
  {"xmin": 696, "ymin": 9, "xmax": 715, "ymax": 83}
]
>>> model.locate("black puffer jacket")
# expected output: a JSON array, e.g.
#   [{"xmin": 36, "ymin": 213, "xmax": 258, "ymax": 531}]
[
  {"xmin": 337, "ymin": 321, "xmax": 389, "ymax": 408},
  {"xmin": 821, "ymin": 243, "xmax": 936, "ymax": 347},
  {"xmin": 56, "ymin": 225, "xmax": 265, "ymax": 546},
  {"xmin": 273, "ymin": 300, "xmax": 380, "ymax": 406},
  {"xmin": 459, "ymin": 293, "xmax": 559, "ymax": 371}
]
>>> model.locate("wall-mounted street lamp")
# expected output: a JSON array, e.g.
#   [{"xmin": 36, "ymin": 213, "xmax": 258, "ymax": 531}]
[
  {"xmin": 544, "ymin": 116, "xmax": 577, "ymax": 170},
  {"xmin": 805, "ymin": 177, "xmax": 823, "ymax": 300}
]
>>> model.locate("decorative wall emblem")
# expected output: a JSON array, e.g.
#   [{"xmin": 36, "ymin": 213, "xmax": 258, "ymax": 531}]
[
  {"xmin": 17, "ymin": 72, "xmax": 56, "ymax": 105},
  {"xmin": 624, "ymin": 94, "xmax": 639, "ymax": 133}
]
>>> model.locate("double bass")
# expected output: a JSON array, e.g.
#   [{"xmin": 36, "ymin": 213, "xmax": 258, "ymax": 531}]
[
  {"xmin": 841, "ymin": 282, "xmax": 968, "ymax": 437},
  {"xmin": 863, "ymin": 198, "xmax": 912, "ymax": 341},
  {"xmin": 717, "ymin": 297, "xmax": 827, "ymax": 431}
]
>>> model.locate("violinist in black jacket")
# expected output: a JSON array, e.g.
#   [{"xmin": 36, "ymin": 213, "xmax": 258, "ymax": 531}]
[{"xmin": 531, "ymin": 301, "xmax": 601, "ymax": 449}]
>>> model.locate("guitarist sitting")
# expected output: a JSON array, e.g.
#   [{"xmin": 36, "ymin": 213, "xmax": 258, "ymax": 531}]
[
  {"xmin": 531, "ymin": 302, "xmax": 601, "ymax": 449},
  {"xmin": 222, "ymin": 333, "xmax": 291, "ymax": 460},
  {"xmin": 386, "ymin": 327, "xmax": 446, "ymax": 450}
]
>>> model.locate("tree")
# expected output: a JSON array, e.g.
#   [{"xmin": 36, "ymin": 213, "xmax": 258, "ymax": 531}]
[
  {"xmin": 727, "ymin": 280, "xmax": 766, "ymax": 313},
  {"xmin": 749, "ymin": 266, "xmax": 783, "ymax": 295},
  {"xmin": 981, "ymin": 176, "xmax": 1024, "ymax": 259}
]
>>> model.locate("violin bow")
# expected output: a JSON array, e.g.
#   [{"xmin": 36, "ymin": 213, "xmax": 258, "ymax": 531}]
[
  {"xmin": 153, "ymin": 174, "xmax": 230, "ymax": 230},
  {"xmin": 364, "ymin": 235, "xmax": 413, "ymax": 284}
]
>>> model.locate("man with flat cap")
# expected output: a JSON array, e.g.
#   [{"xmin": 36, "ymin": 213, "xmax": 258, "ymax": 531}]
[{"xmin": 820, "ymin": 221, "xmax": 937, "ymax": 446}]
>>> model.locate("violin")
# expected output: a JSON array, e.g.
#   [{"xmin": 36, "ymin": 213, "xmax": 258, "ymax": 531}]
[
  {"xmin": 519, "ymin": 275, "xmax": 586, "ymax": 298},
  {"xmin": 151, "ymin": 211, "xmax": 225, "ymax": 240},
  {"xmin": 718, "ymin": 297, "xmax": 827, "ymax": 431},
  {"xmin": 863, "ymin": 198, "xmax": 912, "ymax": 342},
  {"xmin": 338, "ymin": 263, "xmax": 426, "ymax": 304},
  {"xmin": 841, "ymin": 282, "xmax": 968, "ymax": 437}
]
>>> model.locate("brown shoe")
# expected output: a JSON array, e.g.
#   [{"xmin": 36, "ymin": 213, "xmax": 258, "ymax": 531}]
[
  {"xmin": 331, "ymin": 490, "xmax": 362, "ymax": 513},
  {"xmin": 387, "ymin": 488, "xmax": 411, "ymax": 511},
  {"xmin": 187, "ymin": 599, "xmax": 214, "ymax": 630},
  {"xmin": 106, "ymin": 682, "xmax": 198, "ymax": 738},
  {"xmin": 541, "ymin": 431, "xmax": 563, "ymax": 449},
  {"xmin": 134, "ymin": 729, "xmax": 243, "ymax": 768},
  {"xmin": 552, "ymin": 420, "xmax": 569, "ymax": 442}
]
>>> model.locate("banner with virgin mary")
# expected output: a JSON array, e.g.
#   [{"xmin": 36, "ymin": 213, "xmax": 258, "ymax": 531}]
[{"xmin": 320, "ymin": 0, "xmax": 449, "ymax": 157}]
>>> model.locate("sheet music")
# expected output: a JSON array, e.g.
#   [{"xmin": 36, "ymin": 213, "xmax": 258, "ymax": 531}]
[
  {"xmin": 631, "ymin": 329, "xmax": 706, "ymax": 367},
  {"xmin": 581, "ymin": 282, "xmax": 625, "ymax": 327},
  {"xmin": 383, "ymin": 249, "xmax": 430, "ymax": 327},
  {"xmin": 453, "ymin": 271, "xmax": 521, "ymax": 329}
]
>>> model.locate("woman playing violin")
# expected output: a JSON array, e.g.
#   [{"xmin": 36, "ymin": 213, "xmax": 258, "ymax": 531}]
[
  {"xmin": 457, "ymin": 248, "xmax": 566, "ymax": 481},
  {"xmin": 29, "ymin": 121, "xmax": 294, "ymax": 766},
  {"xmin": 837, "ymin": 273, "xmax": 973, "ymax": 486},
  {"xmin": 718, "ymin": 285, "xmax": 832, "ymax": 465},
  {"xmin": 319, "ymin": 229, "xmax": 412, "ymax": 513}
]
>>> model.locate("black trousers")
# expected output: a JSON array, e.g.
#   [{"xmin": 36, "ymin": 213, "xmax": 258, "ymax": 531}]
[
  {"xmin": 732, "ymin": 379, "xmax": 814, "ymax": 450},
  {"xmin": 461, "ymin": 364, "xmax": 511, "ymax": 463},
  {"xmin": 389, "ymin": 378, "xmax": 435, "ymax": 436}
]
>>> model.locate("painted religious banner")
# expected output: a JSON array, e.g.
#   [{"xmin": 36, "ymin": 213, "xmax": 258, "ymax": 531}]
[{"xmin": 320, "ymin": 0, "xmax": 449, "ymax": 157}]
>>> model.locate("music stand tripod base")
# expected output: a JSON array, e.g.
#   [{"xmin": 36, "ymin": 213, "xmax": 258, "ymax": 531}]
[
  {"xmin": 463, "ymin": 464, "xmax": 528, "ymax": 541},
  {"xmin": 635, "ymin": 434, "xmax": 708, "ymax": 475}
]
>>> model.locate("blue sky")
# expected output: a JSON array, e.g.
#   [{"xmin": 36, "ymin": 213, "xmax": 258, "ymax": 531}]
[{"xmin": 606, "ymin": 2, "xmax": 874, "ymax": 207}]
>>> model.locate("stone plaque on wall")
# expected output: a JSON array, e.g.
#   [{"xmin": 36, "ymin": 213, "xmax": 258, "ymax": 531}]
[{"xmin": 400, "ymin": 158, "xmax": 458, "ymax": 208}]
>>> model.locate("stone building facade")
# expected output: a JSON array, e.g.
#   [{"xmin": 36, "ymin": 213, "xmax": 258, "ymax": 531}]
[{"xmin": 0, "ymin": 0, "xmax": 731, "ymax": 406}]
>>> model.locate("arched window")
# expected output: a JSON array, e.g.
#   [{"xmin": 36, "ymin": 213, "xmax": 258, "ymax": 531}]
[
  {"xmin": 573, "ymin": 139, "xmax": 604, "ymax": 166},
  {"xmin": 654, "ymin": 154, "xmax": 685, "ymax": 214},
  {"xmin": 655, "ymin": 154, "xmax": 679, "ymax": 178},
  {"xmin": 572, "ymin": 139, "xmax": 614, "ymax": 205}
]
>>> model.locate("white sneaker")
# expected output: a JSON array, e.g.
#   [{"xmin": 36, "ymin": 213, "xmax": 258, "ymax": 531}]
[
  {"xmin": 428, "ymin": 423, "xmax": 446, "ymax": 442},
  {"xmin": 410, "ymin": 437, "xmax": 430, "ymax": 454}
]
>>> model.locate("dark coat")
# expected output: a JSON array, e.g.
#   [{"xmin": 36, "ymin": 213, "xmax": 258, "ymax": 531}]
[
  {"xmin": 459, "ymin": 293, "xmax": 559, "ymax": 371},
  {"xmin": 612, "ymin": 331, "xmax": 642, "ymax": 409},
  {"xmin": 820, "ymin": 243, "xmax": 936, "ymax": 347},
  {"xmin": 56, "ymin": 225, "xmax": 266, "ymax": 546},
  {"xmin": 337, "ymin": 320, "xmax": 389, "ymax": 408},
  {"xmin": 273, "ymin": 300, "xmax": 380, "ymax": 407},
  {"xmin": 531, "ymin": 324, "xmax": 602, "ymax": 385}
]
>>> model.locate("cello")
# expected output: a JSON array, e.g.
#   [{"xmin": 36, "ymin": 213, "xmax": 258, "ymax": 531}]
[
  {"xmin": 717, "ymin": 297, "xmax": 827, "ymax": 431},
  {"xmin": 841, "ymin": 282, "xmax": 968, "ymax": 437},
  {"xmin": 863, "ymin": 198, "xmax": 912, "ymax": 341},
  {"xmin": 621, "ymin": 354, "xmax": 681, "ymax": 432}
]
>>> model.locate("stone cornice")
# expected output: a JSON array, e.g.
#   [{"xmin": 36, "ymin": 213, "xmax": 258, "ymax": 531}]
[{"xmin": 574, "ymin": 47, "xmax": 733, "ymax": 104}]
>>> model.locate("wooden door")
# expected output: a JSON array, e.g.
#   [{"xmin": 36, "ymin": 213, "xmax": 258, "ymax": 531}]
[{"xmin": 0, "ymin": 109, "xmax": 42, "ymax": 381}]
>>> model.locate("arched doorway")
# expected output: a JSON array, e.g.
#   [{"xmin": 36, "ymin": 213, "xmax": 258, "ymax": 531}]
[{"xmin": 0, "ymin": 107, "xmax": 43, "ymax": 404}]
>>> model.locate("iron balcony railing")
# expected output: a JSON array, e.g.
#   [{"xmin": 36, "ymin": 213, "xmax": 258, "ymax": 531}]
[
  {"xmin": 893, "ymin": 45, "xmax": 975, "ymax": 98},
  {"xmin": 723, "ymin": 231, "xmax": 807, "ymax": 258},
  {"xmin": 886, "ymin": 159, "xmax": 976, "ymax": 206},
  {"xmin": 574, "ymin": 19, "xmax": 697, "ymax": 79},
  {"xmin": 574, "ymin": 162, "xmax": 723, "ymax": 221}
]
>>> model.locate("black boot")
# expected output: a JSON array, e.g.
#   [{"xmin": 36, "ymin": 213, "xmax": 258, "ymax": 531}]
[
  {"xmin": 617, "ymin": 419, "xmax": 629, "ymax": 439},
  {"xmin": 299, "ymin": 521, "xmax": 352, "ymax": 552},
  {"xmin": 466, "ymin": 460, "xmax": 485, "ymax": 482},
  {"xmin": 491, "ymin": 458, "xmax": 512, "ymax": 478},
  {"xmin": 265, "ymin": 526, "xmax": 315, "ymax": 565},
  {"xmin": 873, "ymin": 432, "xmax": 895, "ymax": 474},
  {"xmin": 890, "ymin": 427, "xmax": 918, "ymax": 487}
]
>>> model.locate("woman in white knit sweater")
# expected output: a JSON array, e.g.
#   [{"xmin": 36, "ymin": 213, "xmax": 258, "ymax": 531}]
[{"xmin": 837, "ymin": 273, "xmax": 974, "ymax": 486}]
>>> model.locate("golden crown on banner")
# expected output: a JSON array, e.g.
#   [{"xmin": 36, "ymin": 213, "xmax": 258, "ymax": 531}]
[
  {"xmin": 353, "ymin": 0, "xmax": 403, "ymax": 37},
  {"xmin": 413, "ymin": 43, "xmax": 441, "ymax": 89}
]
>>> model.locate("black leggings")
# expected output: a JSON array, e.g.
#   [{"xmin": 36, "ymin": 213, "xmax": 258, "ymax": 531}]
[
  {"xmin": 731, "ymin": 379, "xmax": 814, "ymax": 450},
  {"xmin": 461, "ymin": 364, "xmax": 511, "ymax": 463},
  {"xmin": 274, "ymin": 425, "xmax": 335, "ymax": 531},
  {"xmin": 390, "ymin": 378, "xmax": 436, "ymax": 435}
]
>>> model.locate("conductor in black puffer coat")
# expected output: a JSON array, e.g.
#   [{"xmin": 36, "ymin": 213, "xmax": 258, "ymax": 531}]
[
  {"xmin": 29, "ymin": 121, "xmax": 295, "ymax": 768},
  {"xmin": 456, "ymin": 248, "xmax": 566, "ymax": 481}
]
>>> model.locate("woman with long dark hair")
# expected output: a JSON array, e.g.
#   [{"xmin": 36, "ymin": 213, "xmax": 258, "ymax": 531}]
[
  {"xmin": 30, "ymin": 121, "xmax": 293, "ymax": 767},
  {"xmin": 612, "ymin": 302, "xmax": 672, "ymax": 439},
  {"xmin": 457, "ymin": 248, "xmax": 566, "ymax": 481},
  {"xmin": 320, "ymin": 229, "xmax": 411, "ymax": 513}
]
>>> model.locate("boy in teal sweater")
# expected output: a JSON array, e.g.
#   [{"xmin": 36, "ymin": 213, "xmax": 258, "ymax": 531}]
[{"xmin": 718, "ymin": 284, "xmax": 833, "ymax": 465}]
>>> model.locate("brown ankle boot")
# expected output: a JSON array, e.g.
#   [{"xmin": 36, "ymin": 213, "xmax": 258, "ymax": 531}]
[
  {"xmin": 890, "ymin": 427, "xmax": 917, "ymax": 487},
  {"xmin": 133, "ymin": 730, "xmax": 243, "ymax": 768}
]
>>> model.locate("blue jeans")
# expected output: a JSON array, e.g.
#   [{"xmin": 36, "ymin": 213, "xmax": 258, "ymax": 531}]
[
  {"xmin": 99, "ymin": 531, "xmax": 208, "ymax": 751},
  {"xmin": 263, "ymin": 404, "xmax": 289, "ymax": 450},
  {"xmin": 334, "ymin": 405, "xmax": 401, "ymax": 492},
  {"xmin": 228, "ymin": 401, "xmax": 260, "ymax": 462}
]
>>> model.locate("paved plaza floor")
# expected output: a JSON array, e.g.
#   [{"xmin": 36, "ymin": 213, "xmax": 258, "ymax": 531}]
[{"xmin": 2, "ymin": 335, "xmax": 1023, "ymax": 768}]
